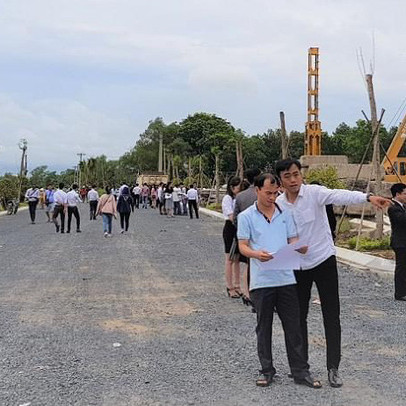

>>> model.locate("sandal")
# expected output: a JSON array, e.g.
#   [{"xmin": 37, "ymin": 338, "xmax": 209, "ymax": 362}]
[
  {"xmin": 294, "ymin": 375, "xmax": 322, "ymax": 389},
  {"xmin": 256, "ymin": 373, "xmax": 274, "ymax": 387},
  {"xmin": 234, "ymin": 287, "xmax": 243, "ymax": 297},
  {"xmin": 226, "ymin": 288, "xmax": 240, "ymax": 298}
]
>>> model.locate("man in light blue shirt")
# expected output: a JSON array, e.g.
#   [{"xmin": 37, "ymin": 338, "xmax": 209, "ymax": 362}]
[{"xmin": 238, "ymin": 173, "xmax": 321, "ymax": 389}]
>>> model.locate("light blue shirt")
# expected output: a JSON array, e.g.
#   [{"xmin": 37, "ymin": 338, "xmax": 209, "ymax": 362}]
[{"xmin": 237, "ymin": 203, "xmax": 298, "ymax": 290}]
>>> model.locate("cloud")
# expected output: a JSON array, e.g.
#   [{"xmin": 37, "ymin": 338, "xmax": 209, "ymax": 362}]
[
  {"xmin": 0, "ymin": 94, "xmax": 136, "ymax": 174},
  {"xmin": 0, "ymin": 0, "xmax": 405, "ymax": 173}
]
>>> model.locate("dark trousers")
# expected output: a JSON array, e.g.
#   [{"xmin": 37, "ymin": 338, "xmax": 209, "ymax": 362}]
[
  {"xmin": 134, "ymin": 195, "xmax": 140, "ymax": 208},
  {"xmin": 89, "ymin": 200, "xmax": 98, "ymax": 220},
  {"xmin": 188, "ymin": 200, "xmax": 199, "ymax": 219},
  {"xmin": 119, "ymin": 212, "xmax": 131, "ymax": 231},
  {"xmin": 53, "ymin": 205, "xmax": 65, "ymax": 232},
  {"xmin": 28, "ymin": 200, "xmax": 38, "ymax": 222},
  {"xmin": 394, "ymin": 248, "xmax": 406, "ymax": 299},
  {"xmin": 174, "ymin": 201, "xmax": 181, "ymax": 215},
  {"xmin": 294, "ymin": 255, "xmax": 341, "ymax": 370},
  {"xmin": 67, "ymin": 206, "xmax": 80, "ymax": 232},
  {"xmin": 250, "ymin": 285, "xmax": 309, "ymax": 378}
]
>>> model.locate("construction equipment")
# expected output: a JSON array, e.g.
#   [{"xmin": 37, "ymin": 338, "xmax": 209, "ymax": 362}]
[
  {"xmin": 382, "ymin": 114, "xmax": 406, "ymax": 182},
  {"xmin": 305, "ymin": 47, "xmax": 322, "ymax": 156}
]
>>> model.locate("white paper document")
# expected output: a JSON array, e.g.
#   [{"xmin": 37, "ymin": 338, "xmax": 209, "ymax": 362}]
[{"xmin": 257, "ymin": 241, "xmax": 305, "ymax": 271}]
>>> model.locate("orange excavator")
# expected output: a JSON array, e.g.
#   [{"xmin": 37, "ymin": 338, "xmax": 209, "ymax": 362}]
[{"xmin": 383, "ymin": 114, "xmax": 406, "ymax": 183}]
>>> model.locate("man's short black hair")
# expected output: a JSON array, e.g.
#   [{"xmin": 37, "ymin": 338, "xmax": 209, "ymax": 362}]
[
  {"xmin": 254, "ymin": 173, "xmax": 280, "ymax": 189},
  {"xmin": 275, "ymin": 158, "xmax": 302, "ymax": 178},
  {"xmin": 390, "ymin": 183, "xmax": 406, "ymax": 198},
  {"xmin": 72, "ymin": 184, "xmax": 78, "ymax": 190},
  {"xmin": 59, "ymin": 182, "xmax": 64, "ymax": 189},
  {"xmin": 244, "ymin": 168, "xmax": 261, "ymax": 185}
]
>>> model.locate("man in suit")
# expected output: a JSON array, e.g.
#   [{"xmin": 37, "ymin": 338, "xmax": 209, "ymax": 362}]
[{"xmin": 388, "ymin": 183, "xmax": 406, "ymax": 301}]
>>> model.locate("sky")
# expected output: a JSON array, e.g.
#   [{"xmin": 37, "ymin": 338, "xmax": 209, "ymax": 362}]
[{"xmin": 0, "ymin": 0, "xmax": 405, "ymax": 175}]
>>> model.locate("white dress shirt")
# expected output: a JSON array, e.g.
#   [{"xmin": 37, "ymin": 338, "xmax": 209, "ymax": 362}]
[
  {"xmin": 222, "ymin": 194, "xmax": 235, "ymax": 220},
  {"xmin": 187, "ymin": 188, "xmax": 198, "ymax": 200},
  {"xmin": 133, "ymin": 186, "xmax": 141, "ymax": 195},
  {"xmin": 173, "ymin": 187, "xmax": 181, "ymax": 202},
  {"xmin": 54, "ymin": 189, "xmax": 68, "ymax": 205},
  {"xmin": 87, "ymin": 189, "xmax": 99, "ymax": 201},
  {"xmin": 276, "ymin": 184, "xmax": 367, "ymax": 270},
  {"xmin": 67, "ymin": 190, "xmax": 82, "ymax": 207},
  {"xmin": 25, "ymin": 188, "xmax": 40, "ymax": 201}
]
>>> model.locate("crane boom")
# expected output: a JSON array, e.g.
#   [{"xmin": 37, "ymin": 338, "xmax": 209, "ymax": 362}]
[{"xmin": 383, "ymin": 114, "xmax": 406, "ymax": 182}]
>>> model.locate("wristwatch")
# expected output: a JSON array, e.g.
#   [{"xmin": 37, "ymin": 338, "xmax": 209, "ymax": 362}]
[{"xmin": 366, "ymin": 193, "xmax": 374, "ymax": 202}]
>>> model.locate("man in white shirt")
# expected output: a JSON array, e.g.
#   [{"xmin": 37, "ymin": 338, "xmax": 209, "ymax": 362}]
[
  {"xmin": 53, "ymin": 182, "xmax": 68, "ymax": 233},
  {"xmin": 132, "ymin": 183, "xmax": 141, "ymax": 209},
  {"xmin": 187, "ymin": 185, "xmax": 199, "ymax": 219},
  {"xmin": 157, "ymin": 182, "xmax": 164, "ymax": 215},
  {"xmin": 275, "ymin": 158, "xmax": 390, "ymax": 388},
  {"xmin": 87, "ymin": 185, "xmax": 99, "ymax": 220},
  {"xmin": 25, "ymin": 186, "xmax": 40, "ymax": 224},
  {"xmin": 173, "ymin": 184, "xmax": 181, "ymax": 215},
  {"xmin": 66, "ymin": 184, "xmax": 82, "ymax": 233}
]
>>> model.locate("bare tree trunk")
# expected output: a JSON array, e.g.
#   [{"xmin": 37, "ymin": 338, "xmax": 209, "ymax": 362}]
[
  {"xmin": 199, "ymin": 156, "xmax": 203, "ymax": 188},
  {"xmin": 158, "ymin": 131, "xmax": 163, "ymax": 172},
  {"xmin": 167, "ymin": 154, "xmax": 171, "ymax": 180},
  {"xmin": 236, "ymin": 140, "xmax": 244, "ymax": 179},
  {"xmin": 188, "ymin": 157, "xmax": 191, "ymax": 180},
  {"xmin": 215, "ymin": 154, "xmax": 220, "ymax": 204},
  {"xmin": 163, "ymin": 149, "xmax": 166, "ymax": 175},
  {"xmin": 366, "ymin": 74, "xmax": 383, "ymax": 238},
  {"xmin": 280, "ymin": 111, "xmax": 289, "ymax": 159}
]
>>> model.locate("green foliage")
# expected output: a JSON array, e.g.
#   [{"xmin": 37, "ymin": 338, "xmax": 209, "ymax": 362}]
[
  {"xmin": 206, "ymin": 202, "xmax": 222, "ymax": 212},
  {"xmin": 0, "ymin": 175, "xmax": 20, "ymax": 208},
  {"xmin": 347, "ymin": 236, "xmax": 391, "ymax": 251},
  {"xmin": 305, "ymin": 166, "xmax": 345, "ymax": 189}
]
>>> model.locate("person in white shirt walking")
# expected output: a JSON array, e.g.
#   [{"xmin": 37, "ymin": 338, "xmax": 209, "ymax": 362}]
[
  {"xmin": 187, "ymin": 185, "xmax": 199, "ymax": 219},
  {"xmin": 133, "ymin": 183, "xmax": 141, "ymax": 209},
  {"xmin": 66, "ymin": 184, "xmax": 82, "ymax": 233},
  {"xmin": 53, "ymin": 183, "xmax": 68, "ymax": 233},
  {"xmin": 25, "ymin": 186, "xmax": 40, "ymax": 224},
  {"xmin": 275, "ymin": 158, "xmax": 390, "ymax": 388},
  {"xmin": 173, "ymin": 184, "xmax": 181, "ymax": 215},
  {"xmin": 87, "ymin": 185, "xmax": 99, "ymax": 220}
]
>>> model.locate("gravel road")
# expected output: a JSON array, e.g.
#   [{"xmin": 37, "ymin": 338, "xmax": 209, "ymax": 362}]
[{"xmin": 0, "ymin": 205, "xmax": 405, "ymax": 406}]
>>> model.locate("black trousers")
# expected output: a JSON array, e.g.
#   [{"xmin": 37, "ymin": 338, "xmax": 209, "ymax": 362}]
[
  {"xmin": 67, "ymin": 206, "xmax": 80, "ymax": 231},
  {"xmin": 250, "ymin": 285, "xmax": 309, "ymax": 378},
  {"xmin": 134, "ymin": 195, "xmax": 140, "ymax": 208},
  {"xmin": 89, "ymin": 200, "xmax": 98, "ymax": 220},
  {"xmin": 53, "ymin": 205, "xmax": 65, "ymax": 231},
  {"xmin": 294, "ymin": 255, "xmax": 341, "ymax": 370},
  {"xmin": 188, "ymin": 200, "xmax": 199, "ymax": 219},
  {"xmin": 394, "ymin": 248, "xmax": 406, "ymax": 299},
  {"xmin": 28, "ymin": 200, "xmax": 38, "ymax": 222},
  {"xmin": 119, "ymin": 212, "xmax": 131, "ymax": 231}
]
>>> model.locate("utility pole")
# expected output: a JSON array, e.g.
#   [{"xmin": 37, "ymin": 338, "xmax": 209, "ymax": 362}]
[
  {"xmin": 158, "ymin": 130, "xmax": 163, "ymax": 173},
  {"xmin": 17, "ymin": 139, "xmax": 28, "ymax": 200},
  {"xmin": 77, "ymin": 152, "xmax": 86, "ymax": 187},
  {"xmin": 280, "ymin": 111, "xmax": 289, "ymax": 159},
  {"xmin": 365, "ymin": 73, "xmax": 383, "ymax": 238}
]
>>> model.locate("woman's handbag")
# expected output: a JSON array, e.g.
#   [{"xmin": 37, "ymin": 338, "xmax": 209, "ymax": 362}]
[{"xmin": 229, "ymin": 237, "xmax": 239, "ymax": 261}]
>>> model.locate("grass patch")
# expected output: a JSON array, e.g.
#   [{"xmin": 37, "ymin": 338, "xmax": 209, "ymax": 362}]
[
  {"xmin": 347, "ymin": 236, "xmax": 391, "ymax": 251},
  {"xmin": 206, "ymin": 203, "xmax": 222, "ymax": 212}
]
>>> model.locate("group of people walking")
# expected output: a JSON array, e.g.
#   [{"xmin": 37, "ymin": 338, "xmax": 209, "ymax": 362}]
[
  {"xmin": 221, "ymin": 159, "xmax": 390, "ymax": 389},
  {"xmin": 24, "ymin": 180, "xmax": 202, "ymax": 237}
]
